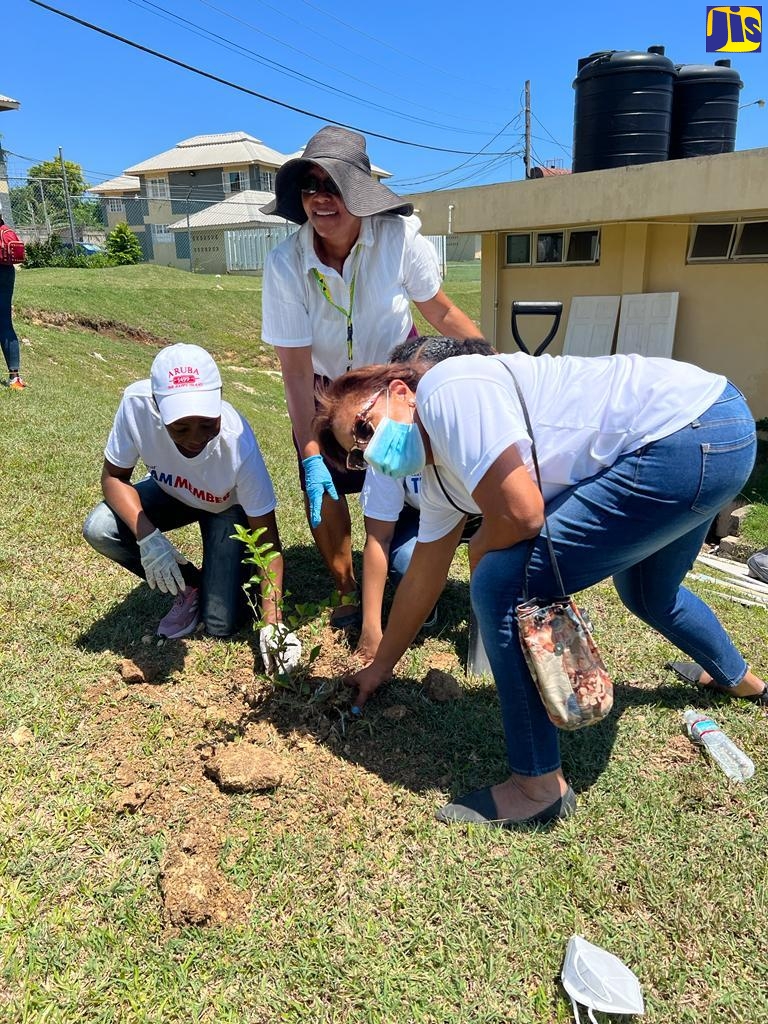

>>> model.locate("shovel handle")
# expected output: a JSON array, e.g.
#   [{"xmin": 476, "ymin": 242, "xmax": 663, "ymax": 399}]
[{"xmin": 511, "ymin": 301, "xmax": 563, "ymax": 356}]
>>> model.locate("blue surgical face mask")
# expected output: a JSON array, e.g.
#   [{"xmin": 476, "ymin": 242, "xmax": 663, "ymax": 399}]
[{"xmin": 363, "ymin": 393, "xmax": 426, "ymax": 478}]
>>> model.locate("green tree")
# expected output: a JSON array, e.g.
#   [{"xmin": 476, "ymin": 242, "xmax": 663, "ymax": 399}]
[
  {"xmin": 14, "ymin": 155, "xmax": 103, "ymax": 231},
  {"xmin": 105, "ymin": 222, "xmax": 143, "ymax": 265}
]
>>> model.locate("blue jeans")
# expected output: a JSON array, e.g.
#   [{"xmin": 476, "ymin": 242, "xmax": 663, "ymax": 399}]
[
  {"xmin": 83, "ymin": 476, "xmax": 250, "ymax": 636},
  {"xmin": 0, "ymin": 264, "xmax": 20, "ymax": 375},
  {"xmin": 388, "ymin": 504, "xmax": 421, "ymax": 587},
  {"xmin": 470, "ymin": 382, "xmax": 757, "ymax": 777}
]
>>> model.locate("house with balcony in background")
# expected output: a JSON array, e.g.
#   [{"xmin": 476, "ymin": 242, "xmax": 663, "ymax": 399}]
[{"xmin": 87, "ymin": 131, "xmax": 290, "ymax": 270}]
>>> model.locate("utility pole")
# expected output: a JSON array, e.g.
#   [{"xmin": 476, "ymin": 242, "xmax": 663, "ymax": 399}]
[
  {"xmin": 524, "ymin": 80, "xmax": 532, "ymax": 180},
  {"xmin": 58, "ymin": 146, "xmax": 78, "ymax": 250}
]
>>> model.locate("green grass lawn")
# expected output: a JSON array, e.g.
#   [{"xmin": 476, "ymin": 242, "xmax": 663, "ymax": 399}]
[{"xmin": 2, "ymin": 264, "xmax": 767, "ymax": 1024}]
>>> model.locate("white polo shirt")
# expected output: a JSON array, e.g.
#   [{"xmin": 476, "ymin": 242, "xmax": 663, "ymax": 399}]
[
  {"xmin": 416, "ymin": 352, "xmax": 728, "ymax": 542},
  {"xmin": 359, "ymin": 467, "xmax": 422, "ymax": 522},
  {"xmin": 105, "ymin": 381, "xmax": 277, "ymax": 517},
  {"xmin": 261, "ymin": 214, "xmax": 442, "ymax": 379}
]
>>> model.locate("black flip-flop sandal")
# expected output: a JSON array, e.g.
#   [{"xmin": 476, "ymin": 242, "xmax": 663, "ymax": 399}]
[{"xmin": 665, "ymin": 660, "xmax": 768, "ymax": 706}]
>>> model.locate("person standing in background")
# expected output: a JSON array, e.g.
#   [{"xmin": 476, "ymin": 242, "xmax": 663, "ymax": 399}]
[
  {"xmin": 0, "ymin": 216, "xmax": 25, "ymax": 390},
  {"xmin": 260, "ymin": 126, "xmax": 480, "ymax": 627}
]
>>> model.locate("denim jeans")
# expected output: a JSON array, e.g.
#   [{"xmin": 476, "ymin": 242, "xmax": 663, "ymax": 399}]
[
  {"xmin": 83, "ymin": 476, "xmax": 250, "ymax": 636},
  {"xmin": 0, "ymin": 265, "xmax": 20, "ymax": 374},
  {"xmin": 470, "ymin": 382, "xmax": 757, "ymax": 777},
  {"xmin": 388, "ymin": 504, "xmax": 421, "ymax": 587}
]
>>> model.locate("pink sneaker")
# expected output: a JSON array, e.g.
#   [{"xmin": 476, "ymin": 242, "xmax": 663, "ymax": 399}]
[{"xmin": 156, "ymin": 586, "xmax": 200, "ymax": 639}]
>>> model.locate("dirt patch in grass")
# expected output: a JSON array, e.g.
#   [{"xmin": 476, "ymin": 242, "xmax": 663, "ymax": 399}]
[
  {"xmin": 81, "ymin": 622, "xmax": 463, "ymax": 928},
  {"xmin": 24, "ymin": 307, "xmax": 168, "ymax": 346}
]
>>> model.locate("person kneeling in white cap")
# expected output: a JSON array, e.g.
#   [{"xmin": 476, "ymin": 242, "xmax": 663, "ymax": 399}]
[{"xmin": 83, "ymin": 343, "xmax": 301, "ymax": 673}]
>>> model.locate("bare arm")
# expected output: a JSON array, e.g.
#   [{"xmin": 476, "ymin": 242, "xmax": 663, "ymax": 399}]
[
  {"xmin": 349, "ymin": 520, "xmax": 466, "ymax": 709},
  {"xmin": 274, "ymin": 344, "xmax": 318, "ymax": 457},
  {"xmin": 467, "ymin": 444, "xmax": 544, "ymax": 572},
  {"xmin": 246, "ymin": 510, "xmax": 285, "ymax": 627},
  {"xmin": 415, "ymin": 288, "xmax": 483, "ymax": 340},
  {"xmin": 357, "ymin": 516, "xmax": 396, "ymax": 661},
  {"xmin": 100, "ymin": 460, "xmax": 156, "ymax": 541}
]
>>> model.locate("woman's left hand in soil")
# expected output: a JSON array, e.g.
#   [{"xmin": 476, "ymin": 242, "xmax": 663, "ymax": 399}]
[
  {"xmin": 346, "ymin": 662, "xmax": 390, "ymax": 713},
  {"xmin": 259, "ymin": 623, "xmax": 302, "ymax": 675}
]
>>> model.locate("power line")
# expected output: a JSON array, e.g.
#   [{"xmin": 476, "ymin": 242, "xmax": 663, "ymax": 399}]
[
  {"xmin": 393, "ymin": 113, "xmax": 526, "ymax": 188},
  {"xmin": 192, "ymin": 0, "xmax": 505, "ymax": 131},
  {"xmin": 295, "ymin": 0, "xmax": 504, "ymax": 98},
  {"xmin": 27, "ymin": 0, "xmax": 511, "ymax": 157},
  {"xmin": 532, "ymin": 112, "xmax": 573, "ymax": 158},
  {"xmin": 125, "ymin": 0, "xmax": 495, "ymax": 136}
]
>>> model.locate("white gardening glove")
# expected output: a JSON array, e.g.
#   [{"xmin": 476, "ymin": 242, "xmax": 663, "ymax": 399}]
[
  {"xmin": 259, "ymin": 622, "xmax": 302, "ymax": 675},
  {"xmin": 137, "ymin": 529, "xmax": 188, "ymax": 595}
]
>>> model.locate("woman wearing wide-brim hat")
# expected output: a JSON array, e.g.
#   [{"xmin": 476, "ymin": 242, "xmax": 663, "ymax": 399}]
[{"xmin": 261, "ymin": 125, "xmax": 480, "ymax": 627}]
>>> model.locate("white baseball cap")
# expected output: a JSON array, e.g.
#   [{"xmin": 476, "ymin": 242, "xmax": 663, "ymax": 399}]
[{"xmin": 150, "ymin": 343, "xmax": 222, "ymax": 425}]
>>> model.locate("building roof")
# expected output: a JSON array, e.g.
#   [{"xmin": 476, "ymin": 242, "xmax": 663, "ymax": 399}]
[
  {"xmin": 167, "ymin": 190, "xmax": 287, "ymax": 231},
  {"xmin": 86, "ymin": 174, "xmax": 141, "ymax": 196},
  {"xmin": 125, "ymin": 132, "xmax": 289, "ymax": 175},
  {"xmin": 0, "ymin": 93, "xmax": 20, "ymax": 112},
  {"xmin": 407, "ymin": 147, "xmax": 768, "ymax": 234}
]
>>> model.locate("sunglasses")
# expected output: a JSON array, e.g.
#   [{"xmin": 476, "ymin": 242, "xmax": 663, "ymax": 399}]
[
  {"xmin": 300, "ymin": 174, "xmax": 341, "ymax": 197},
  {"xmin": 346, "ymin": 390, "xmax": 383, "ymax": 471}
]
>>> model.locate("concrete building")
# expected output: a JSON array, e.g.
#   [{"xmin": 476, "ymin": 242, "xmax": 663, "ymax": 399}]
[{"xmin": 407, "ymin": 147, "xmax": 768, "ymax": 417}]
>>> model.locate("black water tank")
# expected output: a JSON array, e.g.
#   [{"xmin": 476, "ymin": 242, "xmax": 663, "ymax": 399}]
[
  {"xmin": 572, "ymin": 47, "xmax": 676, "ymax": 172},
  {"xmin": 670, "ymin": 60, "xmax": 743, "ymax": 159}
]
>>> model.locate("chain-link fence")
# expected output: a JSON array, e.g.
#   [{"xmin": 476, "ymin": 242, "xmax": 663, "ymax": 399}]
[{"xmin": 4, "ymin": 174, "xmax": 107, "ymax": 246}]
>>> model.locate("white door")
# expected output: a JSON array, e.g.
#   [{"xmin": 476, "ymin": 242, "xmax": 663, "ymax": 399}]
[
  {"xmin": 616, "ymin": 292, "xmax": 680, "ymax": 358},
  {"xmin": 562, "ymin": 296, "xmax": 620, "ymax": 356}
]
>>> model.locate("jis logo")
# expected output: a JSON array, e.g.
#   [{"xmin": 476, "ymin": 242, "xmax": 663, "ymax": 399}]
[{"xmin": 706, "ymin": 6, "xmax": 762, "ymax": 52}]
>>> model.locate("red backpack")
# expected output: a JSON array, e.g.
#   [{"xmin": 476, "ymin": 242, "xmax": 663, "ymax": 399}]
[{"xmin": 0, "ymin": 224, "xmax": 25, "ymax": 265}]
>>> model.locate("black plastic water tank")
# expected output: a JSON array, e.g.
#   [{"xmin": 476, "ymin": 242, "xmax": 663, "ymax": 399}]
[
  {"xmin": 670, "ymin": 60, "xmax": 743, "ymax": 159},
  {"xmin": 572, "ymin": 47, "xmax": 676, "ymax": 172}
]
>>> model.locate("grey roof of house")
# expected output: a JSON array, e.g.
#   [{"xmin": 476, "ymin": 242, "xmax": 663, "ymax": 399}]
[
  {"xmin": 125, "ymin": 132, "xmax": 290, "ymax": 174},
  {"xmin": 86, "ymin": 174, "xmax": 141, "ymax": 196},
  {"xmin": 0, "ymin": 94, "xmax": 20, "ymax": 111},
  {"xmin": 167, "ymin": 190, "xmax": 287, "ymax": 230}
]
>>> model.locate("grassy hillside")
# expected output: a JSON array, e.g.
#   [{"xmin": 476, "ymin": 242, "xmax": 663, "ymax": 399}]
[{"xmin": 1, "ymin": 264, "xmax": 766, "ymax": 1024}]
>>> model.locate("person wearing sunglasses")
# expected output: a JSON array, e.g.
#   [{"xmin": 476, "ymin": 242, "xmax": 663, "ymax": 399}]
[
  {"xmin": 260, "ymin": 126, "xmax": 480, "ymax": 627},
  {"xmin": 314, "ymin": 346, "xmax": 765, "ymax": 828},
  {"xmin": 355, "ymin": 337, "xmax": 494, "ymax": 662}
]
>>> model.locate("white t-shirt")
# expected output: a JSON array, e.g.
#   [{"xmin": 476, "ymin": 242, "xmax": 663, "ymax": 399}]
[
  {"xmin": 261, "ymin": 214, "xmax": 442, "ymax": 379},
  {"xmin": 359, "ymin": 467, "xmax": 422, "ymax": 521},
  {"xmin": 105, "ymin": 381, "xmax": 277, "ymax": 517},
  {"xmin": 416, "ymin": 352, "xmax": 727, "ymax": 542}
]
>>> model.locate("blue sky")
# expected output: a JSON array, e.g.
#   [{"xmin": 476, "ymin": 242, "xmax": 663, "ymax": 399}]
[{"xmin": 4, "ymin": 0, "xmax": 767, "ymax": 192}]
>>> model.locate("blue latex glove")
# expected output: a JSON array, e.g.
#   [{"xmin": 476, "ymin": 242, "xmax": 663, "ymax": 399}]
[{"xmin": 302, "ymin": 454, "xmax": 338, "ymax": 528}]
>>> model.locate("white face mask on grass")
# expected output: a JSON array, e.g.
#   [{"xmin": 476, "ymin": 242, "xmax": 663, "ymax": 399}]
[{"xmin": 561, "ymin": 935, "xmax": 645, "ymax": 1024}]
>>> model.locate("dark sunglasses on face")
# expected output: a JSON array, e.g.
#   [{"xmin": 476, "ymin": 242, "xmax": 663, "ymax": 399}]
[
  {"xmin": 300, "ymin": 174, "xmax": 341, "ymax": 197},
  {"xmin": 345, "ymin": 390, "xmax": 383, "ymax": 471}
]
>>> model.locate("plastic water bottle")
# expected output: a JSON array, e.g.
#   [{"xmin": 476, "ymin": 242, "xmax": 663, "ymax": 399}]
[{"xmin": 682, "ymin": 710, "xmax": 755, "ymax": 782}]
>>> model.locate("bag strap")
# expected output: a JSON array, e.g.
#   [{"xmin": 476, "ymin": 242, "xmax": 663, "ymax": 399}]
[{"xmin": 494, "ymin": 357, "xmax": 566, "ymax": 598}]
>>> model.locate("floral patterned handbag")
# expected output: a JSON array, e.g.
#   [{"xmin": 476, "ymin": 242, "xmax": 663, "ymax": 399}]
[{"xmin": 498, "ymin": 360, "xmax": 614, "ymax": 730}]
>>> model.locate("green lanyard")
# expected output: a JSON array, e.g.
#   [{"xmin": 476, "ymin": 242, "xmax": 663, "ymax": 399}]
[{"xmin": 311, "ymin": 248, "xmax": 361, "ymax": 367}]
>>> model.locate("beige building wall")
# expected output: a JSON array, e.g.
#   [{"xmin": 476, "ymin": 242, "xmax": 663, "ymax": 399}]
[
  {"xmin": 644, "ymin": 223, "xmax": 768, "ymax": 412},
  {"xmin": 479, "ymin": 219, "xmax": 768, "ymax": 417}
]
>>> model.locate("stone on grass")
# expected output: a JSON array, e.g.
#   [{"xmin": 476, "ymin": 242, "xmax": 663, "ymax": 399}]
[
  {"xmin": 10, "ymin": 725, "xmax": 35, "ymax": 747},
  {"xmin": 423, "ymin": 669, "xmax": 464, "ymax": 703},
  {"xmin": 205, "ymin": 743, "xmax": 283, "ymax": 793}
]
